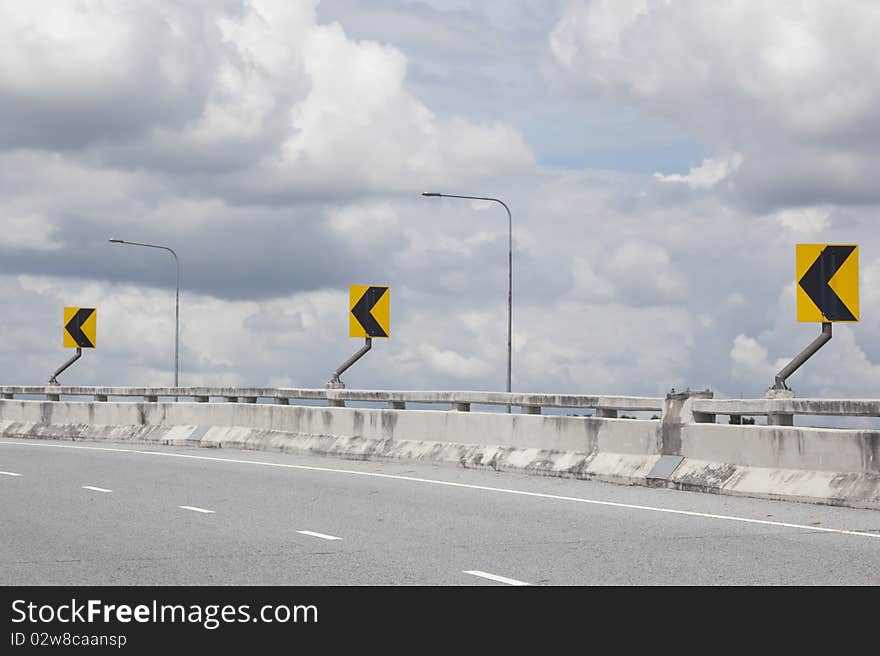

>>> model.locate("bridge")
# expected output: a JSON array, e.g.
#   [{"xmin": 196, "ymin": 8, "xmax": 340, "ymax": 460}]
[{"xmin": 2, "ymin": 385, "xmax": 879, "ymax": 585}]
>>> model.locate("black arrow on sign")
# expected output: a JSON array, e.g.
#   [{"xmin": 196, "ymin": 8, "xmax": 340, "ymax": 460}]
[
  {"xmin": 798, "ymin": 245, "xmax": 856, "ymax": 321},
  {"xmin": 65, "ymin": 308, "xmax": 95, "ymax": 348},
  {"xmin": 351, "ymin": 287, "xmax": 388, "ymax": 337}
]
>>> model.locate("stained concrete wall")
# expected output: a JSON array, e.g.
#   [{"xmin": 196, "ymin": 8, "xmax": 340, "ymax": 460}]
[
  {"xmin": 679, "ymin": 424, "xmax": 880, "ymax": 474},
  {"xmin": 5, "ymin": 397, "xmax": 879, "ymax": 473},
  {"xmin": 0, "ymin": 400, "xmax": 660, "ymax": 456},
  {"xmin": 3, "ymin": 397, "xmax": 880, "ymax": 509}
]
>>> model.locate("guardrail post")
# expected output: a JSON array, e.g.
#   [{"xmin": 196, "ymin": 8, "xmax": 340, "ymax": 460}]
[
  {"xmin": 660, "ymin": 389, "xmax": 714, "ymax": 456},
  {"xmin": 453, "ymin": 402, "xmax": 470, "ymax": 412},
  {"xmin": 766, "ymin": 388, "xmax": 794, "ymax": 426},
  {"xmin": 389, "ymin": 401, "xmax": 406, "ymax": 410},
  {"xmin": 596, "ymin": 408, "xmax": 617, "ymax": 418},
  {"xmin": 521, "ymin": 405, "xmax": 541, "ymax": 414}
]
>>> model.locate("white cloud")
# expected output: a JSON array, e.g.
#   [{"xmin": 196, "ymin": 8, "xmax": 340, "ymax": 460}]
[
  {"xmin": 655, "ymin": 153, "xmax": 743, "ymax": 189},
  {"xmin": 0, "ymin": 1, "xmax": 533, "ymax": 196},
  {"xmin": 606, "ymin": 240, "xmax": 687, "ymax": 303},
  {"xmin": 730, "ymin": 334, "xmax": 772, "ymax": 383},
  {"xmin": 0, "ymin": 214, "xmax": 61, "ymax": 251},
  {"xmin": 327, "ymin": 202, "xmax": 401, "ymax": 241},
  {"xmin": 417, "ymin": 344, "xmax": 493, "ymax": 380},
  {"xmin": 550, "ymin": 1, "xmax": 880, "ymax": 206},
  {"xmin": 768, "ymin": 205, "xmax": 832, "ymax": 235},
  {"xmin": 568, "ymin": 257, "xmax": 615, "ymax": 302}
]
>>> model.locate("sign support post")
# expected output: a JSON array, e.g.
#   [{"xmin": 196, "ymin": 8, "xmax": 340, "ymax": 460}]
[
  {"xmin": 49, "ymin": 348, "xmax": 82, "ymax": 385},
  {"xmin": 327, "ymin": 338, "xmax": 372, "ymax": 390},
  {"xmin": 771, "ymin": 322, "xmax": 831, "ymax": 391}
]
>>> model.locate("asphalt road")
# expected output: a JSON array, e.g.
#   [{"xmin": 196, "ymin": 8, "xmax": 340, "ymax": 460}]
[{"xmin": 2, "ymin": 438, "xmax": 880, "ymax": 585}]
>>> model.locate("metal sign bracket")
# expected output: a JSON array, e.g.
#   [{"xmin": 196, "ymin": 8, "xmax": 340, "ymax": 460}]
[
  {"xmin": 49, "ymin": 348, "xmax": 82, "ymax": 385},
  {"xmin": 771, "ymin": 322, "xmax": 832, "ymax": 391},
  {"xmin": 327, "ymin": 338, "xmax": 372, "ymax": 389}
]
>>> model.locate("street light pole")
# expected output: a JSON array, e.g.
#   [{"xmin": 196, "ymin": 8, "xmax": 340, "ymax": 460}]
[
  {"xmin": 109, "ymin": 239, "xmax": 179, "ymax": 390},
  {"xmin": 422, "ymin": 192, "xmax": 513, "ymax": 409}
]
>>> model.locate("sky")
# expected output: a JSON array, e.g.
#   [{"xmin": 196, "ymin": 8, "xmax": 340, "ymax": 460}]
[{"xmin": 2, "ymin": 0, "xmax": 879, "ymax": 399}]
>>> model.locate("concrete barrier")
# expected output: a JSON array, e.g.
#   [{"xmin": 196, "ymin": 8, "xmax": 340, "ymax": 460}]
[
  {"xmin": 669, "ymin": 395, "xmax": 880, "ymax": 508},
  {"xmin": 0, "ymin": 398, "xmax": 662, "ymax": 485},
  {"xmin": 1, "ymin": 386, "xmax": 879, "ymax": 510}
]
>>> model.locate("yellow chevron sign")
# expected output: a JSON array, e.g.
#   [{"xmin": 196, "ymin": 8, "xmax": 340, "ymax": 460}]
[
  {"xmin": 350, "ymin": 285, "xmax": 389, "ymax": 338},
  {"xmin": 796, "ymin": 244, "xmax": 858, "ymax": 322},
  {"xmin": 63, "ymin": 307, "xmax": 97, "ymax": 348}
]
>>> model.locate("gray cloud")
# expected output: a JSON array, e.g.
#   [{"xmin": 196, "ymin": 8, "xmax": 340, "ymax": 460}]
[
  {"xmin": 551, "ymin": 0, "xmax": 880, "ymax": 209},
  {"xmin": 2, "ymin": 0, "xmax": 880, "ymax": 405},
  {"xmin": 0, "ymin": 1, "xmax": 223, "ymax": 151}
]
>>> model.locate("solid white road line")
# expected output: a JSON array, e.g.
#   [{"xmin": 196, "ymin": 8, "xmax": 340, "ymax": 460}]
[
  {"xmin": 297, "ymin": 530, "xmax": 343, "ymax": 541},
  {"xmin": 179, "ymin": 505, "xmax": 215, "ymax": 514},
  {"xmin": 82, "ymin": 486, "xmax": 112, "ymax": 493},
  {"xmin": 0, "ymin": 471, "xmax": 22, "ymax": 477},
  {"xmin": 2, "ymin": 441, "xmax": 880, "ymax": 540},
  {"xmin": 464, "ymin": 570, "xmax": 530, "ymax": 586}
]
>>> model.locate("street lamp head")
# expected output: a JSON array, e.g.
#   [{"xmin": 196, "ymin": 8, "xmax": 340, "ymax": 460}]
[
  {"xmin": 108, "ymin": 238, "xmax": 124, "ymax": 243},
  {"xmin": 421, "ymin": 192, "xmax": 442, "ymax": 197}
]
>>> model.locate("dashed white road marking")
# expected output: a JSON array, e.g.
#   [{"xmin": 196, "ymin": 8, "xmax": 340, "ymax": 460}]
[
  {"xmin": 297, "ymin": 530, "xmax": 343, "ymax": 541},
  {"xmin": 0, "ymin": 471, "xmax": 22, "ymax": 477},
  {"xmin": 2, "ymin": 440, "xmax": 880, "ymax": 540},
  {"xmin": 179, "ymin": 505, "xmax": 215, "ymax": 514},
  {"xmin": 82, "ymin": 486, "xmax": 112, "ymax": 493},
  {"xmin": 464, "ymin": 570, "xmax": 529, "ymax": 586}
]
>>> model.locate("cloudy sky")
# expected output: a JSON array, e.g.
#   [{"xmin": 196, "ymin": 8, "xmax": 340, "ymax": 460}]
[{"xmin": 2, "ymin": 0, "xmax": 879, "ymax": 399}]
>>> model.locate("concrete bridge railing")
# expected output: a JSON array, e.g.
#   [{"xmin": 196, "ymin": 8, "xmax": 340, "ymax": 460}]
[
  {"xmin": 2, "ymin": 386, "xmax": 879, "ymax": 509},
  {"xmin": 691, "ymin": 397, "xmax": 880, "ymax": 426},
  {"xmin": 0, "ymin": 386, "xmax": 664, "ymax": 416},
  {"xmin": 5, "ymin": 385, "xmax": 880, "ymax": 424}
]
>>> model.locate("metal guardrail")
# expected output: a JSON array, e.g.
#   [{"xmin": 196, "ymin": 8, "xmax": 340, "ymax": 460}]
[{"xmin": 0, "ymin": 386, "xmax": 665, "ymax": 416}]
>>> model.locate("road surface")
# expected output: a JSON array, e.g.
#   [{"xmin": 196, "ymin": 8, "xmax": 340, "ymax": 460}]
[{"xmin": 2, "ymin": 438, "xmax": 879, "ymax": 585}]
